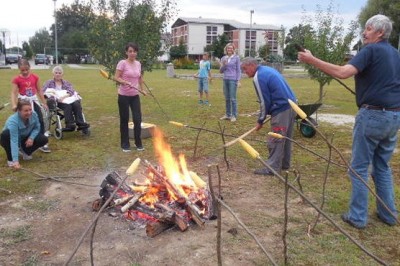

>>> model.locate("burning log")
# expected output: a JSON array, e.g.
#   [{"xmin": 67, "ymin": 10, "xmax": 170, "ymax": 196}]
[
  {"xmin": 120, "ymin": 192, "xmax": 146, "ymax": 213},
  {"xmin": 155, "ymin": 203, "xmax": 188, "ymax": 232},
  {"xmin": 112, "ymin": 195, "xmax": 133, "ymax": 207},
  {"xmin": 146, "ymin": 221, "xmax": 174, "ymax": 238},
  {"xmin": 144, "ymin": 160, "xmax": 205, "ymax": 227}
]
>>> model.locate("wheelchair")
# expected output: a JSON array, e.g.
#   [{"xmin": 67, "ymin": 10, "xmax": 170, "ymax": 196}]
[{"xmin": 46, "ymin": 97, "xmax": 90, "ymax": 140}]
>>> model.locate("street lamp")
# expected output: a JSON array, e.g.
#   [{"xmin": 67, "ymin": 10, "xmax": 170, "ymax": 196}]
[
  {"xmin": 249, "ymin": 10, "xmax": 254, "ymax": 57},
  {"xmin": 0, "ymin": 28, "xmax": 9, "ymax": 65},
  {"xmin": 53, "ymin": 0, "xmax": 58, "ymax": 65}
]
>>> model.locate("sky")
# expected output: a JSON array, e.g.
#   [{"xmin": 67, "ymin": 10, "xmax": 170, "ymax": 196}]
[{"xmin": 0, "ymin": 0, "xmax": 368, "ymax": 48}]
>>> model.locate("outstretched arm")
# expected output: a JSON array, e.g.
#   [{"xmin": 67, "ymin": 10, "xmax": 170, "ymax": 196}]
[{"xmin": 298, "ymin": 50, "xmax": 358, "ymax": 79}]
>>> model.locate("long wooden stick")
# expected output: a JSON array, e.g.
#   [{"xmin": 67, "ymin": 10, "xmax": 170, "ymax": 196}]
[
  {"xmin": 224, "ymin": 117, "xmax": 271, "ymax": 148},
  {"xmin": 99, "ymin": 69, "xmax": 147, "ymax": 96},
  {"xmin": 216, "ymin": 197, "xmax": 278, "ymax": 266},
  {"xmin": 254, "ymin": 157, "xmax": 387, "ymax": 265}
]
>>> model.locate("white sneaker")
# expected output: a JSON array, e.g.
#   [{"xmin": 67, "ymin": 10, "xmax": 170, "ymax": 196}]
[
  {"xmin": 19, "ymin": 150, "xmax": 33, "ymax": 160},
  {"xmin": 230, "ymin": 117, "xmax": 237, "ymax": 122},
  {"xmin": 122, "ymin": 148, "xmax": 132, "ymax": 153},
  {"xmin": 220, "ymin": 115, "xmax": 231, "ymax": 120},
  {"xmin": 7, "ymin": 161, "xmax": 14, "ymax": 167},
  {"xmin": 39, "ymin": 145, "xmax": 51, "ymax": 153}
]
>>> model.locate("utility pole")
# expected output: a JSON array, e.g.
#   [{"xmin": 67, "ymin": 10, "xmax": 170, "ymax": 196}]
[
  {"xmin": 0, "ymin": 28, "xmax": 9, "ymax": 65},
  {"xmin": 249, "ymin": 10, "xmax": 254, "ymax": 57},
  {"xmin": 53, "ymin": 0, "xmax": 58, "ymax": 64}
]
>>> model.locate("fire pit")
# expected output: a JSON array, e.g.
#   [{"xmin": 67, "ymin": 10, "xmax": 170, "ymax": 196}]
[{"xmin": 94, "ymin": 127, "xmax": 215, "ymax": 237}]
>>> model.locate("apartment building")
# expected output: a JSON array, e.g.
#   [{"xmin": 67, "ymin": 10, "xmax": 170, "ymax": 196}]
[{"xmin": 171, "ymin": 17, "xmax": 283, "ymax": 59}]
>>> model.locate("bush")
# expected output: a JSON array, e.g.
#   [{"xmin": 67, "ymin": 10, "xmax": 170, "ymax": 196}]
[
  {"xmin": 172, "ymin": 57, "xmax": 195, "ymax": 69},
  {"xmin": 211, "ymin": 60, "xmax": 221, "ymax": 69},
  {"xmin": 152, "ymin": 61, "xmax": 166, "ymax": 70}
]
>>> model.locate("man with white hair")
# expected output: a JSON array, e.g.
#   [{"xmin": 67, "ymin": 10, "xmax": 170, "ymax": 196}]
[{"xmin": 298, "ymin": 14, "xmax": 400, "ymax": 229}]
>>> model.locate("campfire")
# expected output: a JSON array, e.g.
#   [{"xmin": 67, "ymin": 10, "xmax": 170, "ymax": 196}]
[{"xmin": 94, "ymin": 127, "xmax": 215, "ymax": 237}]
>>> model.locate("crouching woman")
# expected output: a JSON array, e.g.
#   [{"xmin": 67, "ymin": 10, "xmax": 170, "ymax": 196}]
[{"xmin": 0, "ymin": 99, "xmax": 48, "ymax": 169}]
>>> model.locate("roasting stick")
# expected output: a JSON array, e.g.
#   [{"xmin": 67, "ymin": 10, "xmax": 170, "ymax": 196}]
[
  {"xmin": 223, "ymin": 117, "xmax": 271, "ymax": 148},
  {"xmin": 238, "ymin": 140, "xmax": 387, "ymax": 265},
  {"xmin": 295, "ymin": 44, "xmax": 356, "ymax": 95},
  {"xmin": 142, "ymin": 81, "xmax": 171, "ymax": 120},
  {"xmin": 0, "ymin": 102, "xmax": 10, "ymax": 110},
  {"xmin": 20, "ymin": 168, "xmax": 94, "ymax": 187},
  {"xmin": 64, "ymin": 158, "xmax": 141, "ymax": 266},
  {"xmin": 0, "ymin": 187, "xmax": 12, "ymax": 194},
  {"xmin": 99, "ymin": 69, "xmax": 147, "ymax": 96}
]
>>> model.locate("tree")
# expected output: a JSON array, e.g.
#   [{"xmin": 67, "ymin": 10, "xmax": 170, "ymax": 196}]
[
  {"xmin": 300, "ymin": 0, "xmax": 358, "ymax": 102},
  {"xmin": 22, "ymin": 41, "xmax": 33, "ymax": 59},
  {"xmin": 258, "ymin": 44, "xmax": 269, "ymax": 60},
  {"xmin": 51, "ymin": 1, "xmax": 95, "ymax": 57},
  {"xmin": 88, "ymin": 0, "xmax": 176, "ymax": 74},
  {"xmin": 358, "ymin": 0, "xmax": 400, "ymax": 49},
  {"xmin": 204, "ymin": 33, "xmax": 229, "ymax": 59},
  {"xmin": 284, "ymin": 24, "xmax": 314, "ymax": 61},
  {"xmin": 169, "ymin": 38, "xmax": 187, "ymax": 60},
  {"xmin": 29, "ymin": 28, "xmax": 53, "ymax": 54}
]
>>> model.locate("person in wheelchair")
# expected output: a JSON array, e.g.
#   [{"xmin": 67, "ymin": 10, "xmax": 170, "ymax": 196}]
[{"xmin": 42, "ymin": 66, "xmax": 90, "ymax": 132}]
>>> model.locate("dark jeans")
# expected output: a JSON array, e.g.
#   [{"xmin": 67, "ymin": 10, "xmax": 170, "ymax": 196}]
[
  {"xmin": 0, "ymin": 129, "xmax": 48, "ymax": 161},
  {"xmin": 57, "ymin": 101, "xmax": 86, "ymax": 127},
  {"xmin": 118, "ymin": 94, "xmax": 142, "ymax": 149},
  {"xmin": 33, "ymin": 101, "xmax": 45, "ymax": 134}
]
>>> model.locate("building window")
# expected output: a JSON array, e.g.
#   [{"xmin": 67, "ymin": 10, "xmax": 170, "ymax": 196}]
[
  {"xmin": 206, "ymin": 25, "xmax": 218, "ymax": 44},
  {"xmin": 245, "ymin": 30, "xmax": 256, "ymax": 56}
]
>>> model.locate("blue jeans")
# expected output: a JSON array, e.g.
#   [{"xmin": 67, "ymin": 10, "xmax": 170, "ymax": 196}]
[
  {"xmin": 346, "ymin": 108, "xmax": 400, "ymax": 227},
  {"xmin": 222, "ymin": 79, "xmax": 237, "ymax": 118},
  {"xmin": 198, "ymin": 77, "xmax": 209, "ymax": 93}
]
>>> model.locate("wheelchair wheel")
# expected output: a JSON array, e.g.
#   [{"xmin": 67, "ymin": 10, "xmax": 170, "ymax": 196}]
[
  {"xmin": 299, "ymin": 117, "xmax": 317, "ymax": 138},
  {"xmin": 54, "ymin": 115, "xmax": 63, "ymax": 140},
  {"xmin": 54, "ymin": 128, "xmax": 63, "ymax": 140}
]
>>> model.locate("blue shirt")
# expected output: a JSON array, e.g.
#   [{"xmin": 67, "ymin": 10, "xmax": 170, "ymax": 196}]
[
  {"xmin": 198, "ymin": 60, "xmax": 211, "ymax": 78},
  {"xmin": 349, "ymin": 40, "xmax": 400, "ymax": 108},
  {"xmin": 3, "ymin": 111, "xmax": 41, "ymax": 162},
  {"xmin": 253, "ymin": 65, "xmax": 296, "ymax": 123}
]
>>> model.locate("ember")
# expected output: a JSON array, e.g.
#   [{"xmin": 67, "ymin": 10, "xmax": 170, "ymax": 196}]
[{"xmin": 95, "ymin": 128, "xmax": 214, "ymax": 237}]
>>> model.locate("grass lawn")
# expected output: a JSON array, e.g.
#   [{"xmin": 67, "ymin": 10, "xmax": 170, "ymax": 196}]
[{"xmin": 0, "ymin": 65, "xmax": 399, "ymax": 265}]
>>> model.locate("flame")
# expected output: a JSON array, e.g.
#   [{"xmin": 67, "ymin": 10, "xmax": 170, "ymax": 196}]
[{"xmin": 151, "ymin": 127, "xmax": 199, "ymax": 200}]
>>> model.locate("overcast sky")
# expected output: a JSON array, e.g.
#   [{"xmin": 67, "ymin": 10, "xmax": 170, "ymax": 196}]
[{"xmin": 0, "ymin": 0, "xmax": 367, "ymax": 47}]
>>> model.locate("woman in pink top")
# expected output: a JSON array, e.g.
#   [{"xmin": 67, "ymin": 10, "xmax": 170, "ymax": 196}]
[{"xmin": 114, "ymin": 42, "xmax": 144, "ymax": 152}]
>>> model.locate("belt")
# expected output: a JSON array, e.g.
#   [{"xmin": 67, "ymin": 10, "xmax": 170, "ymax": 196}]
[{"xmin": 361, "ymin": 104, "xmax": 400, "ymax": 111}]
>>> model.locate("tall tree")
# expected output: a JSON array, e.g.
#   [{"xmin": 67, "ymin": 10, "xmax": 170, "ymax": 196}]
[
  {"xmin": 51, "ymin": 1, "xmax": 94, "ymax": 56},
  {"xmin": 204, "ymin": 33, "xmax": 229, "ymax": 59},
  {"xmin": 301, "ymin": 1, "xmax": 358, "ymax": 102},
  {"xmin": 22, "ymin": 41, "xmax": 33, "ymax": 59},
  {"xmin": 358, "ymin": 0, "xmax": 400, "ymax": 49},
  {"xmin": 170, "ymin": 38, "xmax": 187, "ymax": 60},
  {"xmin": 29, "ymin": 28, "xmax": 53, "ymax": 55},
  {"xmin": 88, "ymin": 0, "xmax": 176, "ymax": 74},
  {"xmin": 284, "ymin": 24, "xmax": 314, "ymax": 61}
]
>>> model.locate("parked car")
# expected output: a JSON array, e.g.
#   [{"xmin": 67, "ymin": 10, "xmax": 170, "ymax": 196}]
[
  {"xmin": 5, "ymin": 54, "xmax": 20, "ymax": 65},
  {"xmin": 35, "ymin": 54, "xmax": 49, "ymax": 65}
]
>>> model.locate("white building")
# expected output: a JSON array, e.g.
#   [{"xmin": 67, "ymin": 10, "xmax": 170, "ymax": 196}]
[{"xmin": 171, "ymin": 17, "xmax": 283, "ymax": 59}]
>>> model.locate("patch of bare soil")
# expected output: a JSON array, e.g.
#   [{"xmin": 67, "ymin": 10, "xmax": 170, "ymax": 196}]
[{"xmin": 0, "ymin": 161, "xmax": 302, "ymax": 265}]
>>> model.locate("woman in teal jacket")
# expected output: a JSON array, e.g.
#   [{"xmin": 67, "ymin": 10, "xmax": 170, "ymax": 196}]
[{"xmin": 0, "ymin": 99, "xmax": 48, "ymax": 169}]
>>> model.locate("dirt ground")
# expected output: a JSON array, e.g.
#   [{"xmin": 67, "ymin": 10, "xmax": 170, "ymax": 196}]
[{"xmin": 1, "ymin": 160, "xmax": 299, "ymax": 266}]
